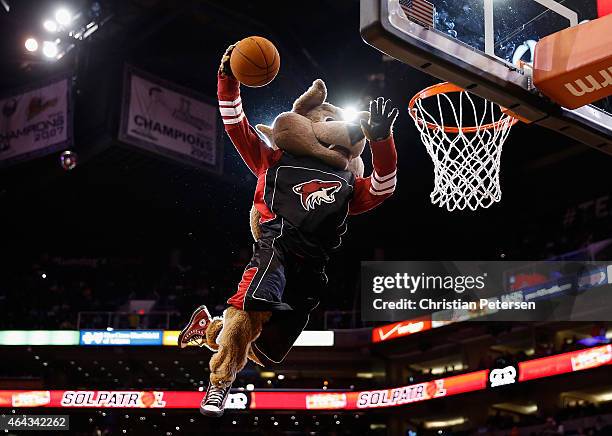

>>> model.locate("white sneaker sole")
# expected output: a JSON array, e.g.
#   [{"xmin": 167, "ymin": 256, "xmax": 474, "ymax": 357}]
[{"xmin": 200, "ymin": 403, "xmax": 224, "ymax": 417}]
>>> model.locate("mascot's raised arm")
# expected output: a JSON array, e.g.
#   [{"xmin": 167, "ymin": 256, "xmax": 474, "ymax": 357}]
[{"xmin": 178, "ymin": 40, "xmax": 399, "ymax": 417}]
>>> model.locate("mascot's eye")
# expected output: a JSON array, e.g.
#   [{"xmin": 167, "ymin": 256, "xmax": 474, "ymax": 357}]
[{"xmin": 325, "ymin": 117, "xmax": 335, "ymax": 122}]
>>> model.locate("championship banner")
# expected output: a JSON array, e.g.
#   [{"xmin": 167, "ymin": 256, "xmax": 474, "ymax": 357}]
[
  {"xmin": 0, "ymin": 75, "xmax": 72, "ymax": 166},
  {"xmin": 119, "ymin": 65, "xmax": 222, "ymax": 173}
]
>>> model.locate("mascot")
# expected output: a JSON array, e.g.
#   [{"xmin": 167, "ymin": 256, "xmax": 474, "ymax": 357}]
[{"xmin": 178, "ymin": 43, "xmax": 399, "ymax": 417}]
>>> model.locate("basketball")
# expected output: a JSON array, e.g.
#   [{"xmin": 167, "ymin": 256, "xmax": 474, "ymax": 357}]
[{"xmin": 230, "ymin": 36, "xmax": 280, "ymax": 87}]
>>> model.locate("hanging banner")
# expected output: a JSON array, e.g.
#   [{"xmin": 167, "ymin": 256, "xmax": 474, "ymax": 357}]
[
  {"xmin": 0, "ymin": 75, "xmax": 72, "ymax": 166},
  {"xmin": 119, "ymin": 65, "xmax": 222, "ymax": 173}
]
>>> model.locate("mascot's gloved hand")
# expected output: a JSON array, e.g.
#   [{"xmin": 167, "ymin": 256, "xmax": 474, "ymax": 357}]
[
  {"xmin": 219, "ymin": 43, "xmax": 237, "ymax": 77},
  {"xmin": 360, "ymin": 97, "xmax": 399, "ymax": 141}
]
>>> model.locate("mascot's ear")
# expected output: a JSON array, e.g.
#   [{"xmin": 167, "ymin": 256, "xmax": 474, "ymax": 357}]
[
  {"xmin": 256, "ymin": 124, "xmax": 277, "ymax": 150},
  {"xmin": 292, "ymin": 79, "xmax": 327, "ymax": 116}
]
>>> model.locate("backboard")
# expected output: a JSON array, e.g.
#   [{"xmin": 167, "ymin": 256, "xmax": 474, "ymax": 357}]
[{"xmin": 360, "ymin": 0, "xmax": 612, "ymax": 155}]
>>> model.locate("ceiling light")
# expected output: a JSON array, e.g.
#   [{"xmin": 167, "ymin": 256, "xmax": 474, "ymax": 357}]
[
  {"xmin": 55, "ymin": 8, "xmax": 72, "ymax": 26},
  {"xmin": 25, "ymin": 38, "xmax": 38, "ymax": 52}
]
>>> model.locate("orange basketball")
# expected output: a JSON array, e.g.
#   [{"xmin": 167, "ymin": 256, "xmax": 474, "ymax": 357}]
[{"xmin": 230, "ymin": 36, "xmax": 280, "ymax": 87}]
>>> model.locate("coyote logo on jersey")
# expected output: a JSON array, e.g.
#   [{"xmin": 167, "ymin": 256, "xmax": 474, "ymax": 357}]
[{"xmin": 292, "ymin": 179, "xmax": 342, "ymax": 211}]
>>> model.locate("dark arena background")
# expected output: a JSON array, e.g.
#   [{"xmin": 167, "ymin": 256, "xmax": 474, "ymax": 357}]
[{"xmin": 1, "ymin": 0, "xmax": 612, "ymax": 435}]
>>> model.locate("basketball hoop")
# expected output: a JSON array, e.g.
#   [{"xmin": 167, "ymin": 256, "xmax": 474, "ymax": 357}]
[{"xmin": 409, "ymin": 82, "xmax": 519, "ymax": 211}]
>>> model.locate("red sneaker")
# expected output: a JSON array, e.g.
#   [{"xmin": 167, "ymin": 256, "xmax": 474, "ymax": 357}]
[{"xmin": 178, "ymin": 305, "xmax": 212, "ymax": 349}]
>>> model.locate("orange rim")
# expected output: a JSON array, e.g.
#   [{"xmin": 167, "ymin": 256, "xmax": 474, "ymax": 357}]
[{"xmin": 409, "ymin": 82, "xmax": 519, "ymax": 134}]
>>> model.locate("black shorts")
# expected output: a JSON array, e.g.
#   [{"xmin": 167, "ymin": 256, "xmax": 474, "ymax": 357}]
[{"xmin": 227, "ymin": 238, "xmax": 328, "ymax": 363}]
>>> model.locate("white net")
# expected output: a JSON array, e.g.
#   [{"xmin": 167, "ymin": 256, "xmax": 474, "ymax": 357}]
[{"xmin": 410, "ymin": 85, "xmax": 517, "ymax": 211}]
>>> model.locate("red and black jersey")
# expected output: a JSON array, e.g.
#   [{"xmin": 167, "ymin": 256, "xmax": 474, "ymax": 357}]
[
  {"xmin": 218, "ymin": 74, "xmax": 397, "ymax": 259},
  {"xmin": 258, "ymin": 152, "xmax": 355, "ymax": 258}
]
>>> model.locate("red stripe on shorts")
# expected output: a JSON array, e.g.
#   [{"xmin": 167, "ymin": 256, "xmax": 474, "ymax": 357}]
[{"xmin": 227, "ymin": 267, "xmax": 258, "ymax": 310}]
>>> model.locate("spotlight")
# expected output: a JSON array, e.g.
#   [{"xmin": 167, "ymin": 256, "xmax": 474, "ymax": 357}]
[
  {"xmin": 43, "ymin": 19, "xmax": 58, "ymax": 32},
  {"xmin": 343, "ymin": 106, "xmax": 358, "ymax": 122},
  {"xmin": 42, "ymin": 41, "xmax": 58, "ymax": 58},
  {"xmin": 246, "ymin": 384, "xmax": 254, "ymax": 391},
  {"xmin": 55, "ymin": 8, "xmax": 72, "ymax": 26},
  {"xmin": 25, "ymin": 38, "xmax": 38, "ymax": 52},
  {"xmin": 60, "ymin": 150, "xmax": 78, "ymax": 168}
]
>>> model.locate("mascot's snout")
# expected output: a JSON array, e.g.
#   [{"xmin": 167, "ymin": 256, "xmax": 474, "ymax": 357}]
[
  {"xmin": 311, "ymin": 119, "xmax": 367, "ymax": 161},
  {"xmin": 348, "ymin": 122, "xmax": 366, "ymax": 144}
]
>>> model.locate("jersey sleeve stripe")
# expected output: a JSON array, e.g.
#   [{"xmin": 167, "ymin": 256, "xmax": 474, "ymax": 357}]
[
  {"xmin": 371, "ymin": 173, "xmax": 397, "ymax": 191},
  {"xmin": 222, "ymin": 112, "xmax": 245, "ymax": 125},
  {"xmin": 220, "ymin": 103, "xmax": 243, "ymax": 117},
  {"xmin": 218, "ymin": 97, "xmax": 242, "ymax": 107},
  {"xmin": 369, "ymin": 185, "xmax": 396, "ymax": 196},
  {"xmin": 372, "ymin": 169, "xmax": 397, "ymax": 183}
]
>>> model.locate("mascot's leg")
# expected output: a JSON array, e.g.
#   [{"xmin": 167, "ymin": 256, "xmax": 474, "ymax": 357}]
[
  {"xmin": 201, "ymin": 307, "xmax": 270, "ymax": 417},
  {"xmin": 204, "ymin": 315, "xmax": 263, "ymax": 366},
  {"xmin": 204, "ymin": 317, "xmax": 223, "ymax": 351},
  {"xmin": 209, "ymin": 308, "xmax": 270, "ymax": 383}
]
